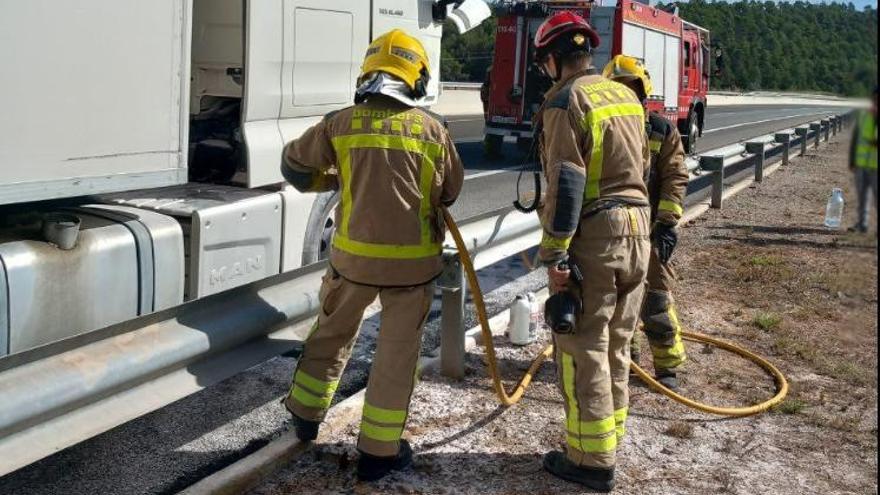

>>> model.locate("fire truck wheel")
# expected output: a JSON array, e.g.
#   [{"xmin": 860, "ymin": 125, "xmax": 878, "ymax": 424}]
[
  {"xmin": 301, "ymin": 190, "xmax": 340, "ymax": 266},
  {"xmin": 681, "ymin": 111, "xmax": 699, "ymax": 154},
  {"xmin": 484, "ymin": 134, "xmax": 504, "ymax": 159}
]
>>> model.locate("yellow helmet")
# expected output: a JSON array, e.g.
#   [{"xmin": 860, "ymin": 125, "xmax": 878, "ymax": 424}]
[
  {"xmin": 602, "ymin": 55, "xmax": 653, "ymax": 99},
  {"xmin": 360, "ymin": 29, "xmax": 431, "ymax": 97}
]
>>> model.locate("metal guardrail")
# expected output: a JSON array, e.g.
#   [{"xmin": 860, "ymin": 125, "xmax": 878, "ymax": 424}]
[{"xmin": 0, "ymin": 109, "xmax": 855, "ymax": 476}]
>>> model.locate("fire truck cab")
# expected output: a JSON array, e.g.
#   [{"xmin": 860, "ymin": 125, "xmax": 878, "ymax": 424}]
[{"xmin": 484, "ymin": 0, "xmax": 711, "ymax": 156}]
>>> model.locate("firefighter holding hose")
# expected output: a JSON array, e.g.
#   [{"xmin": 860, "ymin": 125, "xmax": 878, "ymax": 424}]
[
  {"xmin": 604, "ymin": 55, "xmax": 690, "ymax": 390},
  {"xmin": 279, "ymin": 29, "xmax": 463, "ymax": 482},
  {"xmin": 533, "ymin": 11, "xmax": 651, "ymax": 492}
]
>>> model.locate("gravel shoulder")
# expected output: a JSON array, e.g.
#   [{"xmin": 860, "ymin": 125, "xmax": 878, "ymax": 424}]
[{"xmin": 250, "ymin": 134, "xmax": 878, "ymax": 494}]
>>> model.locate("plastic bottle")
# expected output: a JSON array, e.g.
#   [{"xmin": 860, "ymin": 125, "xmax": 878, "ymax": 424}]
[
  {"xmin": 824, "ymin": 188, "xmax": 844, "ymax": 229},
  {"xmin": 508, "ymin": 295, "xmax": 533, "ymax": 346},
  {"xmin": 527, "ymin": 292, "xmax": 541, "ymax": 341}
]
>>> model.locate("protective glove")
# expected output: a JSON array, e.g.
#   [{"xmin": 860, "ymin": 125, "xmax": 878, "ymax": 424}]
[{"xmin": 652, "ymin": 222, "xmax": 678, "ymax": 265}]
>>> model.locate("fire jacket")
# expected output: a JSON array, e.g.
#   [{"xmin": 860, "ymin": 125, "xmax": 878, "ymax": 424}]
[
  {"xmin": 536, "ymin": 68, "xmax": 650, "ymax": 264},
  {"xmin": 646, "ymin": 111, "xmax": 689, "ymax": 226},
  {"xmin": 281, "ymin": 95, "xmax": 464, "ymax": 287}
]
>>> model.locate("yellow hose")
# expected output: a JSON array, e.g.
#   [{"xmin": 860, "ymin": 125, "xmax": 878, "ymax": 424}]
[{"xmin": 442, "ymin": 208, "xmax": 788, "ymax": 415}]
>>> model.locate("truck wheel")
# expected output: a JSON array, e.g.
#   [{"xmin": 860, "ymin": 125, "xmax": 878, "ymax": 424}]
[
  {"xmin": 484, "ymin": 134, "xmax": 503, "ymax": 159},
  {"xmin": 301, "ymin": 191, "xmax": 339, "ymax": 266},
  {"xmin": 681, "ymin": 112, "xmax": 699, "ymax": 154}
]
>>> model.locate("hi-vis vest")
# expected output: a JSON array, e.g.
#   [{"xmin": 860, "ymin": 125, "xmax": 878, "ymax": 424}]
[
  {"xmin": 282, "ymin": 97, "xmax": 464, "ymax": 287},
  {"xmin": 855, "ymin": 111, "xmax": 878, "ymax": 170}
]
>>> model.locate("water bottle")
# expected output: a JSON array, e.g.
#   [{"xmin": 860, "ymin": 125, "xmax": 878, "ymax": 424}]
[
  {"xmin": 824, "ymin": 188, "xmax": 844, "ymax": 229},
  {"xmin": 527, "ymin": 292, "xmax": 541, "ymax": 341},
  {"xmin": 509, "ymin": 295, "xmax": 534, "ymax": 346}
]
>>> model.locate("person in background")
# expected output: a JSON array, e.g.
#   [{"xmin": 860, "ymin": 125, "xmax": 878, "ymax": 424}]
[{"xmin": 849, "ymin": 86, "xmax": 878, "ymax": 234}]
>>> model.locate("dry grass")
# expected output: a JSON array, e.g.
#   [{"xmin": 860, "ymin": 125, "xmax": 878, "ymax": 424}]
[{"xmin": 663, "ymin": 422, "xmax": 695, "ymax": 439}]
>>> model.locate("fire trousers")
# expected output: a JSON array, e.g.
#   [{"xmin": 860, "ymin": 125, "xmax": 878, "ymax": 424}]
[
  {"xmin": 633, "ymin": 247, "xmax": 687, "ymax": 371},
  {"xmin": 555, "ymin": 206, "xmax": 650, "ymax": 469},
  {"xmin": 284, "ymin": 268, "xmax": 433, "ymax": 457}
]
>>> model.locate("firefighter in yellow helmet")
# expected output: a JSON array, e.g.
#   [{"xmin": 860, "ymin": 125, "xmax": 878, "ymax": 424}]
[
  {"xmin": 533, "ymin": 12, "xmax": 651, "ymax": 492},
  {"xmin": 279, "ymin": 29, "xmax": 463, "ymax": 482},
  {"xmin": 603, "ymin": 55, "xmax": 689, "ymax": 389}
]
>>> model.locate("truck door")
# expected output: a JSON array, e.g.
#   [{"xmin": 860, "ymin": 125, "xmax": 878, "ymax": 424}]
[{"xmin": 242, "ymin": 0, "xmax": 370, "ymax": 187}]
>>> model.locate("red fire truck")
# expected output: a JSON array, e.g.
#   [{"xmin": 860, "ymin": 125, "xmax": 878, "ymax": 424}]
[{"xmin": 484, "ymin": 0, "xmax": 712, "ymax": 156}]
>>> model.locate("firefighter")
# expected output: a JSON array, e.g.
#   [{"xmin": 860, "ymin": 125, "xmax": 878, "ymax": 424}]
[
  {"xmin": 603, "ymin": 55, "xmax": 689, "ymax": 390},
  {"xmin": 533, "ymin": 11, "xmax": 651, "ymax": 492},
  {"xmin": 848, "ymin": 86, "xmax": 878, "ymax": 234},
  {"xmin": 279, "ymin": 29, "xmax": 463, "ymax": 482}
]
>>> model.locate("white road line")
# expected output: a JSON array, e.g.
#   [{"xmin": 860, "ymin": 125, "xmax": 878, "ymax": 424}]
[
  {"xmin": 465, "ymin": 166, "xmax": 524, "ymax": 181},
  {"xmin": 704, "ymin": 112, "xmax": 826, "ymax": 135}
]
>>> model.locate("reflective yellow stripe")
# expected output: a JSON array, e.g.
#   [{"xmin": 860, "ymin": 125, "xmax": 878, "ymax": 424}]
[
  {"xmin": 331, "ymin": 134, "xmax": 444, "ymax": 259},
  {"xmin": 333, "ymin": 235, "xmax": 441, "ymax": 259},
  {"xmin": 650, "ymin": 139, "xmax": 662, "ymax": 153},
  {"xmin": 292, "ymin": 385, "xmax": 333, "ymax": 409},
  {"xmin": 568, "ymin": 416, "xmax": 616, "ymax": 437},
  {"xmin": 651, "ymin": 305, "xmax": 687, "ymax": 369},
  {"xmin": 540, "ymin": 233, "xmax": 572, "ymax": 251},
  {"xmin": 856, "ymin": 113, "xmax": 878, "ymax": 170},
  {"xmin": 360, "ymin": 421, "xmax": 404, "ymax": 442},
  {"xmin": 658, "ymin": 199, "xmax": 683, "ymax": 215},
  {"xmin": 581, "ymin": 102, "xmax": 645, "ymax": 200},
  {"xmin": 614, "ymin": 407, "xmax": 629, "ymax": 439},
  {"xmin": 295, "ymin": 370, "xmax": 339, "ymax": 396},
  {"xmin": 562, "ymin": 353, "xmax": 579, "ymax": 436},
  {"xmin": 363, "ymin": 403, "xmax": 407, "ymax": 425},
  {"xmin": 567, "ymin": 434, "xmax": 618, "ymax": 453},
  {"xmin": 628, "ymin": 207, "xmax": 639, "ymax": 235}
]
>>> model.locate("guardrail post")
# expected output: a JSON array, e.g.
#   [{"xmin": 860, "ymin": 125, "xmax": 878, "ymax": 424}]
[
  {"xmin": 821, "ymin": 119, "xmax": 830, "ymax": 142},
  {"xmin": 810, "ymin": 123, "xmax": 821, "ymax": 149},
  {"xmin": 700, "ymin": 155, "xmax": 725, "ymax": 209},
  {"xmin": 830, "ymin": 116, "xmax": 838, "ymax": 137},
  {"xmin": 795, "ymin": 127, "xmax": 809, "ymax": 156},
  {"xmin": 745, "ymin": 142, "xmax": 766, "ymax": 183},
  {"xmin": 438, "ymin": 250, "xmax": 466, "ymax": 379},
  {"xmin": 775, "ymin": 133, "xmax": 791, "ymax": 166}
]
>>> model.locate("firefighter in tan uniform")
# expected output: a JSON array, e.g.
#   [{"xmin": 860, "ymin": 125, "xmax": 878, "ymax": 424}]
[
  {"xmin": 604, "ymin": 55, "xmax": 689, "ymax": 390},
  {"xmin": 533, "ymin": 12, "xmax": 651, "ymax": 492},
  {"xmin": 279, "ymin": 29, "xmax": 463, "ymax": 482}
]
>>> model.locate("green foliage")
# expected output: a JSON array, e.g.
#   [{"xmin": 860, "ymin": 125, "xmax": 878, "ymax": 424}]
[
  {"xmin": 439, "ymin": 1, "xmax": 878, "ymax": 96},
  {"xmin": 753, "ymin": 312, "xmax": 783, "ymax": 331},
  {"xmin": 676, "ymin": 0, "xmax": 878, "ymax": 96}
]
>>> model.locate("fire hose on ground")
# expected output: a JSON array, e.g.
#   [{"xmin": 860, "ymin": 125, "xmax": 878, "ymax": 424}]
[{"xmin": 442, "ymin": 207, "xmax": 789, "ymax": 416}]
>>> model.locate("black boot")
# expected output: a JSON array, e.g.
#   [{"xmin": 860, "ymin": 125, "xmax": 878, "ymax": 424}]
[
  {"xmin": 543, "ymin": 451, "xmax": 615, "ymax": 492},
  {"xmin": 357, "ymin": 439, "xmax": 413, "ymax": 482},
  {"xmin": 282, "ymin": 396, "xmax": 320, "ymax": 441},
  {"xmin": 655, "ymin": 368, "xmax": 679, "ymax": 390}
]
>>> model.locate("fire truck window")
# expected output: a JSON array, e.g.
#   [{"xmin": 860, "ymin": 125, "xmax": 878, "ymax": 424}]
[{"xmin": 684, "ymin": 41, "xmax": 691, "ymax": 67}]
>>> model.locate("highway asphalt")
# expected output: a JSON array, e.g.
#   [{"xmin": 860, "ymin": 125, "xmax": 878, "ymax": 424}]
[{"xmin": 0, "ymin": 103, "xmax": 849, "ymax": 495}]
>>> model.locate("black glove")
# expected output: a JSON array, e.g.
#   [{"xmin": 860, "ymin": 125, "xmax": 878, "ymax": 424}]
[{"xmin": 652, "ymin": 223, "xmax": 678, "ymax": 264}]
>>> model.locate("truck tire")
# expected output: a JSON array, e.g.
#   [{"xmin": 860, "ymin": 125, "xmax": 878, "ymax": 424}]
[
  {"xmin": 516, "ymin": 136, "xmax": 535, "ymax": 155},
  {"xmin": 484, "ymin": 133, "xmax": 503, "ymax": 159},
  {"xmin": 680, "ymin": 111, "xmax": 699, "ymax": 154},
  {"xmin": 301, "ymin": 190, "xmax": 339, "ymax": 266}
]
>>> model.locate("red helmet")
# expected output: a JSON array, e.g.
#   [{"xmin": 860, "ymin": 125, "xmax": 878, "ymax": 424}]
[{"xmin": 534, "ymin": 11, "xmax": 600, "ymax": 60}]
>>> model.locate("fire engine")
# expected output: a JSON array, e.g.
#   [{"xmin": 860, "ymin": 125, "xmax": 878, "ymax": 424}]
[{"xmin": 484, "ymin": 0, "xmax": 713, "ymax": 156}]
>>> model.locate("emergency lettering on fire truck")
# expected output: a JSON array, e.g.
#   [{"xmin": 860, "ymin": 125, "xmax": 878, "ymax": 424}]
[{"xmin": 484, "ymin": 0, "xmax": 714, "ymax": 157}]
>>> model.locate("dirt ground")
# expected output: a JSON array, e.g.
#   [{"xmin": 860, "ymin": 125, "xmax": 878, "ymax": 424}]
[{"xmin": 249, "ymin": 135, "xmax": 878, "ymax": 495}]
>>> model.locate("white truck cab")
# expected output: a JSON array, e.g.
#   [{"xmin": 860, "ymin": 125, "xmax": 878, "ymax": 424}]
[{"xmin": 0, "ymin": 0, "xmax": 489, "ymax": 356}]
